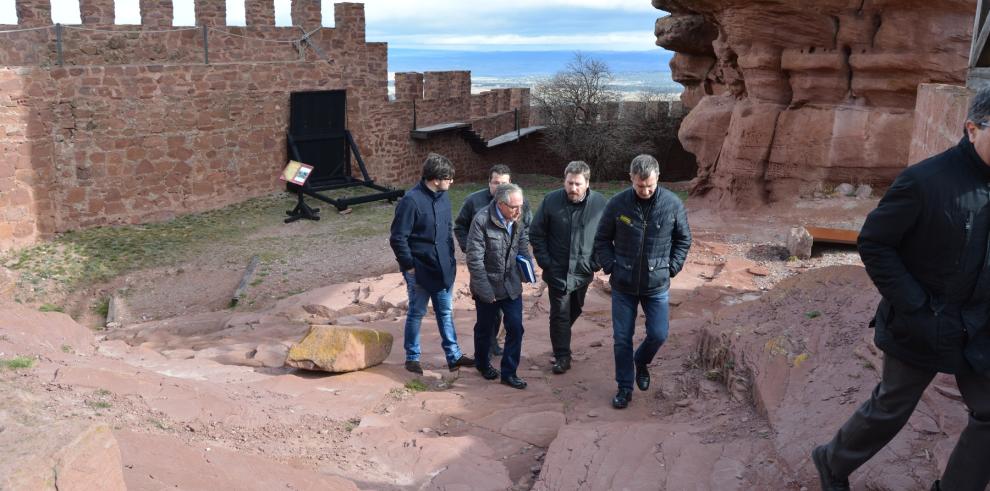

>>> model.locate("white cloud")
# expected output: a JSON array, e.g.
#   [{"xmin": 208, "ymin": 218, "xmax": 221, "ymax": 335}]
[
  {"xmin": 116, "ymin": 0, "xmax": 140, "ymax": 24},
  {"xmin": 50, "ymin": 0, "xmax": 81, "ymax": 24},
  {"xmin": 362, "ymin": 0, "xmax": 654, "ymax": 23},
  {"xmin": 226, "ymin": 0, "xmax": 246, "ymax": 26},
  {"xmin": 387, "ymin": 31, "xmax": 658, "ymax": 51},
  {"xmin": 172, "ymin": 0, "xmax": 194, "ymax": 26}
]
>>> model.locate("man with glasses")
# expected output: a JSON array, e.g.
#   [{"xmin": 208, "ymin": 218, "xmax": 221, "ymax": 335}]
[
  {"xmin": 594, "ymin": 154, "xmax": 691, "ymax": 409},
  {"xmin": 812, "ymin": 89, "xmax": 990, "ymax": 491},
  {"xmin": 455, "ymin": 164, "xmax": 532, "ymax": 357},
  {"xmin": 465, "ymin": 183, "xmax": 534, "ymax": 389},
  {"xmin": 390, "ymin": 153, "xmax": 474, "ymax": 374}
]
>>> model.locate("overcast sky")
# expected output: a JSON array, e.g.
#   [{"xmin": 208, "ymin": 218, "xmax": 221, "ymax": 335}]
[{"xmin": 0, "ymin": 0, "xmax": 664, "ymax": 51}]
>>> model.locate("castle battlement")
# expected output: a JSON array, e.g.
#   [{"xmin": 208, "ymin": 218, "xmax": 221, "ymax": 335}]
[{"xmin": 4, "ymin": 0, "xmax": 361, "ymax": 32}]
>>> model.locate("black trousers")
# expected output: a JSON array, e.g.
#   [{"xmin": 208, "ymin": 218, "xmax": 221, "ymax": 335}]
[
  {"xmin": 823, "ymin": 354, "xmax": 990, "ymax": 490},
  {"xmin": 547, "ymin": 284, "xmax": 589, "ymax": 359}
]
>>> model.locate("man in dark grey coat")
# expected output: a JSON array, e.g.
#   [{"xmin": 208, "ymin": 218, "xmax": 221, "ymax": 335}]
[
  {"xmin": 812, "ymin": 89, "xmax": 990, "ymax": 491},
  {"xmin": 455, "ymin": 164, "xmax": 532, "ymax": 357},
  {"xmin": 465, "ymin": 183, "xmax": 534, "ymax": 389},
  {"xmin": 529, "ymin": 161, "xmax": 607, "ymax": 374}
]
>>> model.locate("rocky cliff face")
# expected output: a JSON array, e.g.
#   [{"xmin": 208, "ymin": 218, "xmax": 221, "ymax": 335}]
[{"xmin": 654, "ymin": 0, "xmax": 974, "ymax": 207}]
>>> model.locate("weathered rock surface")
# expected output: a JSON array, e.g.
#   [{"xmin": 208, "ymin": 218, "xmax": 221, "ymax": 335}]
[
  {"xmin": 0, "ymin": 384, "xmax": 126, "ymax": 491},
  {"xmin": 0, "ymin": 303, "xmax": 97, "ymax": 357},
  {"xmin": 654, "ymin": 0, "xmax": 973, "ymax": 207},
  {"xmin": 286, "ymin": 324, "xmax": 393, "ymax": 372},
  {"xmin": 534, "ymin": 422, "xmax": 780, "ymax": 491},
  {"xmin": 695, "ymin": 265, "xmax": 966, "ymax": 488},
  {"xmin": 117, "ymin": 431, "xmax": 359, "ymax": 490}
]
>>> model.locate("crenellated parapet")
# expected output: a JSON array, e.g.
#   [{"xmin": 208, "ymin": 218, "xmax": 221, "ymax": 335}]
[
  {"xmin": 138, "ymin": 0, "xmax": 172, "ymax": 28},
  {"xmin": 194, "ymin": 0, "xmax": 226, "ymax": 27},
  {"xmin": 509, "ymin": 88, "xmax": 530, "ymax": 108},
  {"xmin": 12, "ymin": 0, "xmax": 51, "ymax": 27},
  {"xmin": 245, "ymin": 0, "xmax": 275, "ymax": 26},
  {"xmin": 79, "ymin": 0, "xmax": 115, "ymax": 25},
  {"xmin": 2, "ymin": 0, "xmax": 369, "ymax": 31},
  {"xmin": 394, "ymin": 72, "xmax": 424, "ymax": 101},
  {"xmin": 423, "ymin": 71, "xmax": 470, "ymax": 100},
  {"xmin": 292, "ymin": 0, "xmax": 322, "ymax": 29},
  {"xmin": 333, "ymin": 3, "xmax": 364, "ymax": 41}
]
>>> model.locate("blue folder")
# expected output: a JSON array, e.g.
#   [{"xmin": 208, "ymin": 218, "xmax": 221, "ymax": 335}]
[{"xmin": 516, "ymin": 255, "xmax": 537, "ymax": 284}]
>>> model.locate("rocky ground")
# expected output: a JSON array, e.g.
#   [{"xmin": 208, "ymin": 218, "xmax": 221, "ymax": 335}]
[{"xmin": 0, "ymin": 192, "xmax": 970, "ymax": 490}]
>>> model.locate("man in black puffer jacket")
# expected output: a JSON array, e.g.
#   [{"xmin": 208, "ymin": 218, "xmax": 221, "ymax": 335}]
[
  {"xmin": 530, "ymin": 161, "xmax": 607, "ymax": 374},
  {"xmin": 594, "ymin": 154, "xmax": 691, "ymax": 409},
  {"xmin": 812, "ymin": 89, "xmax": 990, "ymax": 491}
]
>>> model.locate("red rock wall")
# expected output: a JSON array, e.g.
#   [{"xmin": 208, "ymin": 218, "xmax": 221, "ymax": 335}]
[
  {"xmin": 654, "ymin": 0, "xmax": 974, "ymax": 207},
  {"xmin": 908, "ymin": 83, "xmax": 973, "ymax": 165},
  {"xmin": 0, "ymin": 2, "xmax": 548, "ymax": 248}
]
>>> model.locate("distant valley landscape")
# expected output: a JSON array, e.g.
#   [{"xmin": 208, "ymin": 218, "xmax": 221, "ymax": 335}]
[{"xmin": 387, "ymin": 49, "xmax": 681, "ymax": 99}]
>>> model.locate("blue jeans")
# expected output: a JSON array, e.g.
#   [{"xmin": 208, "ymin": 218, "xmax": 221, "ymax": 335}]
[
  {"xmin": 611, "ymin": 289, "xmax": 670, "ymax": 390},
  {"xmin": 474, "ymin": 296, "xmax": 524, "ymax": 379},
  {"xmin": 403, "ymin": 270, "xmax": 462, "ymax": 365}
]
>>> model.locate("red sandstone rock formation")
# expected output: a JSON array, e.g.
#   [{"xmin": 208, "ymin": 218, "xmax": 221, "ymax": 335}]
[{"xmin": 654, "ymin": 0, "xmax": 974, "ymax": 207}]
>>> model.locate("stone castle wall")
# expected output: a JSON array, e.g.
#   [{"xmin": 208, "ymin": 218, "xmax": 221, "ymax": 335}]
[{"xmin": 0, "ymin": 1, "xmax": 547, "ymax": 249}]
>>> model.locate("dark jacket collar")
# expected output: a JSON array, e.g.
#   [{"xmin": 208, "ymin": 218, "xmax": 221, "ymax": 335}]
[
  {"xmin": 959, "ymin": 135, "xmax": 990, "ymax": 181},
  {"xmin": 416, "ymin": 180, "xmax": 445, "ymax": 200},
  {"xmin": 623, "ymin": 186, "xmax": 661, "ymax": 206}
]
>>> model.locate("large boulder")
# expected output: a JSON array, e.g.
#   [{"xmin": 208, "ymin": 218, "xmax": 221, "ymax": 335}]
[{"xmin": 286, "ymin": 325, "xmax": 393, "ymax": 372}]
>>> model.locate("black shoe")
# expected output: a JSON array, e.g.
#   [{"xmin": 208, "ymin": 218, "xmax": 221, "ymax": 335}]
[
  {"xmin": 551, "ymin": 356, "xmax": 571, "ymax": 374},
  {"xmin": 477, "ymin": 365, "xmax": 499, "ymax": 380},
  {"xmin": 612, "ymin": 388, "xmax": 633, "ymax": 409},
  {"xmin": 930, "ymin": 481, "xmax": 941, "ymax": 491},
  {"xmin": 404, "ymin": 360, "xmax": 423, "ymax": 375},
  {"xmin": 812, "ymin": 445, "xmax": 850, "ymax": 491},
  {"xmin": 635, "ymin": 363, "xmax": 650, "ymax": 391},
  {"xmin": 490, "ymin": 344, "xmax": 504, "ymax": 356},
  {"xmin": 448, "ymin": 355, "xmax": 475, "ymax": 371},
  {"xmin": 501, "ymin": 375, "xmax": 527, "ymax": 389}
]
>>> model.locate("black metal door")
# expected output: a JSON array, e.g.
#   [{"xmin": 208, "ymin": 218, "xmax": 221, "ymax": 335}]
[{"xmin": 288, "ymin": 90, "xmax": 348, "ymax": 186}]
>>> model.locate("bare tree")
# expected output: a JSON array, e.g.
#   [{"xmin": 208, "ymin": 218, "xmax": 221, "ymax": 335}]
[
  {"xmin": 534, "ymin": 53, "xmax": 696, "ymax": 181},
  {"xmin": 533, "ymin": 53, "xmax": 622, "ymax": 174}
]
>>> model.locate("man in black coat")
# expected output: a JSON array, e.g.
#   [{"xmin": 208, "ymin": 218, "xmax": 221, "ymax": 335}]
[
  {"xmin": 812, "ymin": 89, "xmax": 990, "ymax": 491},
  {"xmin": 454, "ymin": 164, "xmax": 532, "ymax": 357},
  {"xmin": 529, "ymin": 161, "xmax": 607, "ymax": 374},
  {"xmin": 594, "ymin": 154, "xmax": 691, "ymax": 409},
  {"xmin": 389, "ymin": 153, "xmax": 474, "ymax": 375}
]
